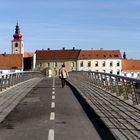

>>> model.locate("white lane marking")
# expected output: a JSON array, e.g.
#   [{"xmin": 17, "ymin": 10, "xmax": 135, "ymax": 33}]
[
  {"xmin": 52, "ymin": 88, "xmax": 55, "ymax": 90},
  {"xmin": 52, "ymin": 78, "xmax": 55, "ymax": 87},
  {"xmin": 51, "ymin": 102, "xmax": 55, "ymax": 108},
  {"xmin": 50, "ymin": 112, "xmax": 55, "ymax": 120},
  {"xmin": 48, "ymin": 129, "xmax": 54, "ymax": 140},
  {"xmin": 52, "ymin": 95, "xmax": 55, "ymax": 100},
  {"xmin": 52, "ymin": 91, "xmax": 55, "ymax": 94}
]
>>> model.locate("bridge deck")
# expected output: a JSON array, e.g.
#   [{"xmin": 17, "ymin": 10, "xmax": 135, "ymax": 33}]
[
  {"xmin": 68, "ymin": 77, "xmax": 140, "ymax": 140},
  {"xmin": 0, "ymin": 77, "xmax": 115, "ymax": 140},
  {"xmin": 0, "ymin": 77, "xmax": 140, "ymax": 140}
]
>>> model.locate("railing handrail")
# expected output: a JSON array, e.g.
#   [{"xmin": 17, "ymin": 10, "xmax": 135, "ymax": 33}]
[
  {"xmin": 71, "ymin": 71, "xmax": 140, "ymax": 84},
  {"xmin": 0, "ymin": 71, "xmax": 41, "ymax": 77}
]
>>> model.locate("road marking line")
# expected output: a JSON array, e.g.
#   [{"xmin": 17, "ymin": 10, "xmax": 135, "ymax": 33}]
[
  {"xmin": 52, "ymin": 88, "xmax": 55, "ymax": 90},
  {"xmin": 50, "ymin": 112, "xmax": 55, "ymax": 120},
  {"xmin": 52, "ymin": 91, "xmax": 55, "ymax": 94},
  {"xmin": 48, "ymin": 129, "xmax": 54, "ymax": 140},
  {"xmin": 52, "ymin": 95, "xmax": 55, "ymax": 100},
  {"xmin": 51, "ymin": 102, "xmax": 55, "ymax": 108},
  {"xmin": 52, "ymin": 78, "xmax": 55, "ymax": 87}
]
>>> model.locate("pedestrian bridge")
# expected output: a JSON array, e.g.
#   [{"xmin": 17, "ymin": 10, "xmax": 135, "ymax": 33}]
[{"xmin": 0, "ymin": 71, "xmax": 140, "ymax": 140}]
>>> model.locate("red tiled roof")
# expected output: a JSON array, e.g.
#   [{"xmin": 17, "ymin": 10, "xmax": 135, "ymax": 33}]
[
  {"xmin": 24, "ymin": 52, "xmax": 33, "ymax": 58},
  {"xmin": 122, "ymin": 59, "xmax": 140, "ymax": 71},
  {"xmin": 0, "ymin": 54, "xmax": 23, "ymax": 68},
  {"xmin": 78, "ymin": 50, "xmax": 122, "ymax": 59},
  {"xmin": 35, "ymin": 49, "xmax": 81, "ymax": 59}
]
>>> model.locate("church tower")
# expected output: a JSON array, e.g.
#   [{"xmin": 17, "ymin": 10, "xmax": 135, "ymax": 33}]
[{"xmin": 11, "ymin": 22, "xmax": 24, "ymax": 54}]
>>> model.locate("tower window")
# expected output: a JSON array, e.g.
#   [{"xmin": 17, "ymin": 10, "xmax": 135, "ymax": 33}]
[{"xmin": 15, "ymin": 43, "xmax": 18, "ymax": 47}]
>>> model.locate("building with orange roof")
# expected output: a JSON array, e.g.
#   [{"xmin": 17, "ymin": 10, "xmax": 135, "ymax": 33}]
[
  {"xmin": 121, "ymin": 59, "xmax": 140, "ymax": 78},
  {"xmin": 35, "ymin": 48, "xmax": 123, "ymax": 76},
  {"xmin": 35, "ymin": 48, "xmax": 81, "ymax": 76},
  {"xmin": 77, "ymin": 49, "xmax": 122, "ymax": 75},
  {"xmin": 0, "ymin": 54, "xmax": 23, "ymax": 74}
]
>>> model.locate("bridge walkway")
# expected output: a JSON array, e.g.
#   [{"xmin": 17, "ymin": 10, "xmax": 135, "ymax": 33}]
[
  {"xmin": 0, "ymin": 77, "xmax": 116, "ymax": 140},
  {"xmin": 68, "ymin": 77, "xmax": 140, "ymax": 140}
]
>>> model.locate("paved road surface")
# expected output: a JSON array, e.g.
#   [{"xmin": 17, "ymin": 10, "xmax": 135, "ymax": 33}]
[{"xmin": 0, "ymin": 78, "xmax": 109, "ymax": 140}]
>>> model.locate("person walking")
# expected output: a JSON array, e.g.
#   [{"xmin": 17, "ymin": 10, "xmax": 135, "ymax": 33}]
[{"xmin": 59, "ymin": 64, "xmax": 69, "ymax": 88}]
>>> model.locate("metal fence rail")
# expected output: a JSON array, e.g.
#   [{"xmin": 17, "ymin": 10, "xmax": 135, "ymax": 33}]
[
  {"xmin": 0, "ymin": 71, "xmax": 43, "ymax": 92},
  {"xmin": 69, "ymin": 71, "xmax": 140, "ymax": 105}
]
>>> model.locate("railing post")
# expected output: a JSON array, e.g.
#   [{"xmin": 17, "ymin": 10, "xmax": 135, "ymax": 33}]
[
  {"xmin": 0, "ymin": 76, "xmax": 3, "ymax": 91},
  {"xmin": 130, "ymin": 81, "xmax": 138, "ymax": 105},
  {"xmin": 115, "ymin": 77, "xmax": 120, "ymax": 96},
  {"xmin": 109, "ymin": 76, "xmax": 114, "ymax": 93},
  {"xmin": 104, "ymin": 75, "xmax": 109, "ymax": 91},
  {"xmin": 100, "ymin": 74, "xmax": 105, "ymax": 89},
  {"xmin": 122, "ymin": 79, "xmax": 128, "ymax": 100}
]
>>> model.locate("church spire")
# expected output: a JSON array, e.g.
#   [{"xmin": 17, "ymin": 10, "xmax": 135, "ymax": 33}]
[
  {"xmin": 123, "ymin": 51, "xmax": 127, "ymax": 59},
  {"xmin": 13, "ymin": 22, "xmax": 22, "ymax": 41}
]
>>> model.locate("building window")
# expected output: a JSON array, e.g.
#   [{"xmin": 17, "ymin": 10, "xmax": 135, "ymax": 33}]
[
  {"xmin": 117, "ymin": 70, "xmax": 120, "ymax": 75},
  {"xmin": 124, "ymin": 73, "xmax": 127, "ymax": 76},
  {"xmin": 96, "ymin": 70, "xmax": 98, "ymax": 72},
  {"xmin": 131, "ymin": 72, "xmax": 134, "ymax": 77},
  {"xmin": 137, "ymin": 73, "xmax": 140, "ymax": 77},
  {"xmin": 117, "ymin": 62, "xmax": 120, "ymax": 67},
  {"xmin": 110, "ymin": 70, "xmax": 113, "ymax": 74},
  {"xmin": 54, "ymin": 62, "xmax": 57, "ymax": 67},
  {"xmin": 48, "ymin": 63, "xmax": 50, "ymax": 67},
  {"xmin": 15, "ymin": 43, "xmax": 18, "ymax": 47},
  {"xmin": 102, "ymin": 61, "xmax": 105, "ymax": 67},
  {"xmin": 88, "ymin": 61, "xmax": 91, "ymax": 67},
  {"xmin": 103, "ymin": 70, "xmax": 106, "ymax": 73},
  {"xmin": 95, "ymin": 61, "xmax": 98, "ymax": 67},
  {"xmin": 71, "ymin": 62, "xmax": 74, "ymax": 67},
  {"xmin": 110, "ymin": 61, "xmax": 113, "ymax": 67},
  {"xmin": 80, "ymin": 61, "xmax": 84, "ymax": 67}
]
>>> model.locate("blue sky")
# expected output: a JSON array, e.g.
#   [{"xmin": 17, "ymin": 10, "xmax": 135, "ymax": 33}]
[{"xmin": 0, "ymin": 0, "xmax": 140, "ymax": 59}]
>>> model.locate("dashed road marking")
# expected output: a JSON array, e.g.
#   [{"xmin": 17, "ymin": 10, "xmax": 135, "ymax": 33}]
[
  {"xmin": 50, "ymin": 112, "xmax": 55, "ymax": 120},
  {"xmin": 51, "ymin": 102, "xmax": 55, "ymax": 108},
  {"xmin": 52, "ymin": 91, "xmax": 55, "ymax": 94},
  {"xmin": 52, "ymin": 95, "xmax": 55, "ymax": 100},
  {"xmin": 52, "ymin": 88, "xmax": 55, "ymax": 90},
  {"xmin": 48, "ymin": 129, "xmax": 54, "ymax": 140}
]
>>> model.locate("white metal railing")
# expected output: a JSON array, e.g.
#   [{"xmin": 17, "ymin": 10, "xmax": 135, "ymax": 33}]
[
  {"xmin": 0, "ymin": 71, "xmax": 43, "ymax": 91},
  {"xmin": 69, "ymin": 71, "xmax": 140, "ymax": 105}
]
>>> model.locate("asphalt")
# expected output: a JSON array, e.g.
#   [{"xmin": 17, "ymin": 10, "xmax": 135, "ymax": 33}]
[{"xmin": 0, "ymin": 77, "xmax": 113, "ymax": 140}]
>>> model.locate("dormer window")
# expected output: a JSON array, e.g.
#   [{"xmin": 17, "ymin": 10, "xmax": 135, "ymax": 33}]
[{"xmin": 114, "ymin": 55, "xmax": 118, "ymax": 57}]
